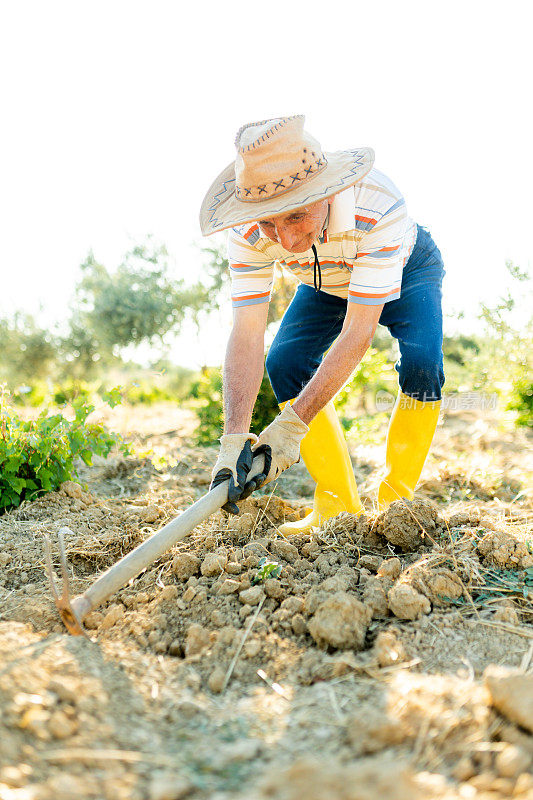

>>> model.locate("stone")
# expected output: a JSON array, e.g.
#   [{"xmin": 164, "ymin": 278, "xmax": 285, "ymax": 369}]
[
  {"xmin": 358, "ymin": 554, "xmax": 382, "ymax": 572},
  {"xmin": 176, "ymin": 700, "xmax": 202, "ymax": 720},
  {"xmin": 363, "ymin": 577, "xmax": 390, "ymax": 618},
  {"xmin": 61, "ymin": 480, "xmax": 83, "ymax": 499},
  {"xmin": 168, "ymin": 640, "xmax": 184, "ymax": 657},
  {"xmin": 321, "ymin": 575, "xmax": 350, "ymax": 593},
  {"xmin": 291, "ymin": 614, "xmax": 307, "ymax": 636},
  {"xmin": 301, "ymin": 541, "xmax": 321, "ymax": 559},
  {"xmin": 243, "ymin": 638, "xmax": 261, "ymax": 658},
  {"xmin": 84, "ymin": 611, "xmax": 104, "ymax": 630}
]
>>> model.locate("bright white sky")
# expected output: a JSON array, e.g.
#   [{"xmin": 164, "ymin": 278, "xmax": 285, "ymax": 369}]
[{"xmin": 1, "ymin": 0, "xmax": 531, "ymax": 368}]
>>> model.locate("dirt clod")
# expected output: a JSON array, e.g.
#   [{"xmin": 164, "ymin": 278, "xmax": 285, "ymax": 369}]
[
  {"xmin": 239, "ymin": 586, "xmax": 264, "ymax": 605},
  {"xmin": 377, "ymin": 557, "xmax": 401, "ymax": 580},
  {"xmin": 200, "ymin": 551, "xmax": 227, "ymax": 576},
  {"xmin": 208, "ymin": 666, "xmax": 227, "ymax": 694},
  {"xmin": 308, "ymin": 592, "xmax": 372, "ymax": 650},
  {"xmin": 374, "ymin": 628, "xmax": 407, "ymax": 667},
  {"xmin": 495, "ymin": 744, "xmax": 532, "ymax": 778},
  {"xmin": 270, "ymin": 539, "xmax": 299, "ymax": 563},
  {"xmin": 172, "ymin": 553, "xmax": 200, "ymax": 580},
  {"xmin": 101, "ymin": 603, "xmax": 124, "ymax": 630},
  {"xmin": 377, "ymin": 499, "xmax": 443, "ymax": 550},
  {"xmin": 185, "ymin": 623, "xmax": 210, "ymax": 657},
  {"xmin": 257, "ymin": 756, "xmax": 420, "ymax": 800},
  {"xmin": 387, "ymin": 582, "xmax": 431, "ymax": 620},
  {"xmin": 484, "ymin": 666, "xmax": 533, "ymax": 733},
  {"xmin": 363, "ymin": 577, "xmax": 390, "ymax": 618},
  {"xmin": 477, "ymin": 531, "xmax": 533, "ymax": 569},
  {"xmin": 264, "ymin": 578, "xmax": 285, "ymax": 599},
  {"xmin": 148, "ymin": 773, "xmax": 193, "ymax": 800}
]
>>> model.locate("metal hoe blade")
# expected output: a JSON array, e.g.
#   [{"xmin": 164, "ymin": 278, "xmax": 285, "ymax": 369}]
[{"xmin": 44, "ymin": 528, "xmax": 90, "ymax": 637}]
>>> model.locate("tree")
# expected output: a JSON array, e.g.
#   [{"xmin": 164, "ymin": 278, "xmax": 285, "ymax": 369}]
[{"xmin": 63, "ymin": 239, "xmax": 208, "ymax": 369}]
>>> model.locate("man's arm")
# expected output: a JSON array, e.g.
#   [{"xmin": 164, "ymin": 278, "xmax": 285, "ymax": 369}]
[
  {"xmin": 223, "ymin": 303, "xmax": 269, "ymax": 433},
  {"xmin": 292, "ymin": 302, "xmax": 384, "ymax": 424}
]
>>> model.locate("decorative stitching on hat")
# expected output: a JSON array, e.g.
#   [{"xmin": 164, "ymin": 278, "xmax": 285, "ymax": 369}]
[
  {"xmin": 235, "ymin": 156, "xmax": 327, "ymax": 202},
  {"xmin": 206, "ymin": 150, "xmax": 370, "ymax": 230}
]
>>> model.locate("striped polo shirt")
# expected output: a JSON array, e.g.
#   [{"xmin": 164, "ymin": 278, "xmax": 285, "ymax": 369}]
[{"xmin": 228, "ymin": 167, "xmax": 417, "ymax": 308}]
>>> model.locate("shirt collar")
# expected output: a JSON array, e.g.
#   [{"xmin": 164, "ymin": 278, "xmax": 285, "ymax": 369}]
[{"xmin": 324, "ymin": 186, "xmax": 355, "ymax": 235}]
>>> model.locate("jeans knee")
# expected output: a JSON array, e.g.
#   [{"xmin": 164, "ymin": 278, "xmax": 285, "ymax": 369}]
[{"xmin": 398, "ymin": 349, "xmax": 445, "ymax": 401}]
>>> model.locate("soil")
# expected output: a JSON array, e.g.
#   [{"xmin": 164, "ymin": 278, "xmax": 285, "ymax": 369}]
[{"xmin": 0, "ymin": 403, "xmax": 532, "ymax": 799}]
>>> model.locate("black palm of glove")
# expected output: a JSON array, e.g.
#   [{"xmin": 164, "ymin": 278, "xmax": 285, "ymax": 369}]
[{"xmin": 210, "ymin": 440, "xmax": 271, "ymax": 514}]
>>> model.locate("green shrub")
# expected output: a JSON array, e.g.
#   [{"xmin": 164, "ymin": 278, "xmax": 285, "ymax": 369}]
[
  {"xmin": 508, "ymin": 378, "xmax": 533, "ymax": 428},
  {"xmin": 121, "ymin": 381, "xmax": 177, "ymax": 405},
  {"xmin": 191, "ymin": 367, "xmax": 278, "ymax": 446},
  {"xmin": 0, "ymin": 386, "xmax": 128, "ymax": 512},
  {"xmin": 53, "ymin": 379, "xmax": 95, "ymax": 406}
]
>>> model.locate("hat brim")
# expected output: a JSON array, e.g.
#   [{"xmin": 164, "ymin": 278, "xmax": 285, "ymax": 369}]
[{"xmin": 199, "ymin": 147, "xmax": 375, "ymax": 236}]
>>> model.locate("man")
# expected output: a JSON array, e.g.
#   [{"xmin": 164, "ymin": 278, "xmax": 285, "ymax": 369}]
[{"xmin": 200, "ymin": 115, "xmax": 444, "ymax": 533}]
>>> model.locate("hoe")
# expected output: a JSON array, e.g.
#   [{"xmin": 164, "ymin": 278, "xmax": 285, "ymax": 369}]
[{"xmin": 44, "ymin": 455, "xmax": 265, "ymax": 637}]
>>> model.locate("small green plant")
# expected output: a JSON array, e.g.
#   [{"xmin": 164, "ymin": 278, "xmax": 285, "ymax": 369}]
[
  {"xmin": 0, "ymin": 386, "xmax": 128, "ymax": 512},
  {"xmin": 251, "ymin": 557, "xmax": 282, "ymax": 585}
]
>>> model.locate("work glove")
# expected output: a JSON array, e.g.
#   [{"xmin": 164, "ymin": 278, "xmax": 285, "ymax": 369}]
[
  {"xmin": 211, "ymin": 433, "xmax": 269, "ymax": 514},
  {"xmin": 252, "ymin": 404, "xmax": 309, "ymax": 486}
]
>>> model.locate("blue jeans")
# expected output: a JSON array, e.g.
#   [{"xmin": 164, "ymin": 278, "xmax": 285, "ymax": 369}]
[{"xmin": 266, "ymin": 224, "xmax": 445, "ymax": 404}]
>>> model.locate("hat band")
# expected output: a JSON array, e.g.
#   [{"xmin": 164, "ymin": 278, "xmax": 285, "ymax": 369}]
[{"xmin": 235, "ymin": 155, "xmax": 328, "ymax": 203}]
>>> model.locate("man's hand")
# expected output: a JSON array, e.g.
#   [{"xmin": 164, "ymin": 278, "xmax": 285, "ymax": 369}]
[
  {"xmin": 252, "ymin": 404, "xmax": 309, "ymax": 485},
  {"xmin": 211, "ymin": 433, "xmax": 267, "ymax": 514}
]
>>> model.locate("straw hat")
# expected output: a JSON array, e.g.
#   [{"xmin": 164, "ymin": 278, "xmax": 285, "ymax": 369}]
[{"xmin": 200, "ymin": 115, "xmax": 374, "ymax": 236}]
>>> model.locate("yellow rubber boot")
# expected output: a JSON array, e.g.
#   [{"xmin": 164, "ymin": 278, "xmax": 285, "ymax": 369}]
[
  {"xmin": 278, "ymin": 400, "xmax": 363, "ymax": 535},
  {"xmin": 378, "ymin": 392, "xmax": 441, "ymax": 509}
]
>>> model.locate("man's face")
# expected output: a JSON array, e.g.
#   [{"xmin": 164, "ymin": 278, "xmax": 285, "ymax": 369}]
[{"xmin": 257, "ymin": 197, "xmax": 333, "ymax": 253}]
